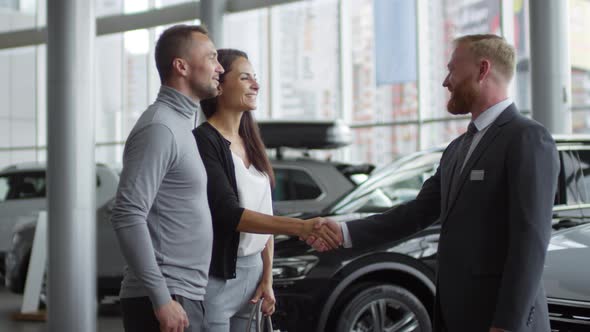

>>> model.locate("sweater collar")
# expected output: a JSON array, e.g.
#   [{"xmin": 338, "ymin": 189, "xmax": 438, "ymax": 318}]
[{"xmin": 156, "ymin": 85, "xmax": 199, "ymax": 119}]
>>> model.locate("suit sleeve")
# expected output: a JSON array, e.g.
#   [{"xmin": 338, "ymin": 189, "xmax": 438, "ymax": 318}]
[
  {"xmin": 193, "ymin": 128, "xmax": 245, "ymax": 236},
  {"xmin": 346, "ymin": 164, "xmax": 443, "ymax": 249},
  {"xmin": 492, "ymin": 125, "xmax": 559, "ymax": 330}
]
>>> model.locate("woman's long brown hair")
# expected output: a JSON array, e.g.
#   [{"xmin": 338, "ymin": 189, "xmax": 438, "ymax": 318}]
[{"xmin": 200, "ymin": 49, "xmax": 275, "ymax": 187}]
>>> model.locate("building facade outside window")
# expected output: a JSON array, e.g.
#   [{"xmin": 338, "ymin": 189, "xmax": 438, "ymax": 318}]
[{"xmin": 1, "ymin": 0, "xmax": 590, "ymax": 170}]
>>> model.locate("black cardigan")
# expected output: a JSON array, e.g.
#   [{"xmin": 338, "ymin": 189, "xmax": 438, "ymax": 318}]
[{"xmin": 193, "ymin": 122, "xmax": 245, "ymax": 279}]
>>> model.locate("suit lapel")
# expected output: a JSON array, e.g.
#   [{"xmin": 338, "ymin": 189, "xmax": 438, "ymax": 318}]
[{"xmin": 444, "ymin": 104, "xmax": 518, "ymax": 220}]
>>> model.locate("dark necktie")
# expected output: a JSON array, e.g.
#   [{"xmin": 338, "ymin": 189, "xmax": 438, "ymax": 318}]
[
  {"xmin": 448, "ymin": 122, "xmax": 479, "ymax": 203},
  {"xmin": 455, "ymin": 122, "xmax": 478, "ymax": 174}
]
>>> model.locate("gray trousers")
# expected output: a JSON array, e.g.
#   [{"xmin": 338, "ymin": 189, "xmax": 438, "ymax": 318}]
[{"xmin": 204, "ymin": 253, "xmax": 263, "ymax": 332}]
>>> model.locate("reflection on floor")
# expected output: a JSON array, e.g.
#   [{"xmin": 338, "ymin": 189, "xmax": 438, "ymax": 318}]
[{"xmin": 0, "ymin": 287, "xmax": 124, "ymax": 332}]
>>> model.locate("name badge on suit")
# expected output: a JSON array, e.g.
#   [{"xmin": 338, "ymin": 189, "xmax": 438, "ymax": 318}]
[{"xmin": 470, "ymin": 170, "xmax": 484, "ymax": 181}]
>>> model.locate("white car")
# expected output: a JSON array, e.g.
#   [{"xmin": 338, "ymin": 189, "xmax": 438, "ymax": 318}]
[{"xmin": 0, "ymin": 162, "xmax": 119, "ymax": 277}]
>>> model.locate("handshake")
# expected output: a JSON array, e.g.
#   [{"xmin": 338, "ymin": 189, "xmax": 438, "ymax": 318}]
[{"xmin": 300, "ymin": 217, "xmax": 344, "ymax": 252}]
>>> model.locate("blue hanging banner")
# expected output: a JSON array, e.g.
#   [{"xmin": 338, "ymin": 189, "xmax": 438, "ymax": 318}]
[{"xmin": 374, "ymin": 0, "xmax": 417, "ymax": 85}]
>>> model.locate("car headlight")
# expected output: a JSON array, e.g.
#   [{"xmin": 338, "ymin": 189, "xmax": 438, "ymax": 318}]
[{"xmin": 272, "ymin": 256, "xmax": 318, "ymax": 280}]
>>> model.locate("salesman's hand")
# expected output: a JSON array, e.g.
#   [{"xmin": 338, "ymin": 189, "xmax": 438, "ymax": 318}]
[
  {"xmin": 304, "ymin": 218, "xmax": 343, "ymax": 252},
  {"xmin": 300, "ymin": 217, "xmax": 342, "ymax": 250},
  {"xmin": 154, "ymin": 299, "xmax": 189, "ymax": 332}
]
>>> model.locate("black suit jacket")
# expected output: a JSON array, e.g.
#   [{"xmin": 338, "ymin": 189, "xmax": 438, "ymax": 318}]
[{"xmin": 347, "ymin": 104, "xmax": 559, "ymax": 332}]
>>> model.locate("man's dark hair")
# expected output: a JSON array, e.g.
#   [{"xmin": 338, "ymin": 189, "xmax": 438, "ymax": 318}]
[{"xmin": 155, "ymin": 24, "xmax": 209, "ymax": 83}]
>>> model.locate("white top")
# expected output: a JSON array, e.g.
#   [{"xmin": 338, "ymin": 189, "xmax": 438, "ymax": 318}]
[{"xmin": 232, "ymin": 151, "xmax": 273, "ymax": 257}]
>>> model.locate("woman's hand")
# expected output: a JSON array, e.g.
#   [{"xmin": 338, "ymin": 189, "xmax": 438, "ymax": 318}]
[
  {"xmin": 250, "ymin": 280, "xmax": 276, "ymax": 316},
  {"xmin": 301, "ymin": 217, "xmax": 342, "ymax": 250}
]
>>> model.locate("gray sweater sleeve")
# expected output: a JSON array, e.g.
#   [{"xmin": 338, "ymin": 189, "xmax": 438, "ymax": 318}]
[{"xmin": 111, "ymin": 123, "xmax": 176, "ymax": 308}]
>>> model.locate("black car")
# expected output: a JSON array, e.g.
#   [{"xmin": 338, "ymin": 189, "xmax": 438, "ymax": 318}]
[
  {"xmin": 271, "ymin": 136, "xmax": 590, "ymax": 332},
  {"xmin": 543, "ymin": 223, "xmax": 590, "ymax": 332},
  {"xmin": 272, "ymin": 147, "xmax": 442, "ymax": 331}
]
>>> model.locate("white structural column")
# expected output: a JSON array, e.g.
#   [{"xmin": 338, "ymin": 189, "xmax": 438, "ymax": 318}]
[
  {"xmin": 201, "ymin": 0, "xmax": 227, "ymax": 47},
  {"xmin": 47, "ymin": 0, "xmax": 97, "ymax": 331},
  {"xmin": 529, "ymin": 0, "xmax": 572, "ymax": 133}
]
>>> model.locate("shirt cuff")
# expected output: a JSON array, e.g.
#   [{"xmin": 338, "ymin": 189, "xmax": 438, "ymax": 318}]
[{"xmin": 341, "ymin": 222, "xmax": 353, "ymax": 248}]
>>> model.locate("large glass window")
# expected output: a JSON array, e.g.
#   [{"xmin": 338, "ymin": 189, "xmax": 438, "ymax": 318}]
[
  {"xmin": 421, "ymin": 120, "xmax": 469, "ymax": 150},
  {"xmin": 0, "ymin": 45, "xmax": 39, "ymax": 169},
  {"xmin": 269, "ymin": 0, "xmax": 341, "ymax": 121},
  {"xmin": 0, "ymin": 0, "xmax": 37, "ymax": 33},
  {"xmin": 570, "ymin": 0, "xmax": 590, "ymax": 131},
  {"xmin": 351, "ymin": 125, "xmax": 419, "ymax": 166},
  {"xmin": 572, "ymin": 68, "xmax": 590, "ymax": 133},
  {"xmin": 420, "ymin": 0, "xmax": 501, "ymax": 147},
  {"xmin": 124, "ymin": 0, "xmax": 148, "ymax": 14},
  {"xmin": 3, "ymin": 0, "xmax": 590, "ymax": 173},
  {"xmin": 123, "ymin": 29, "xmax": 150, "ymax": 138},
  {"xmin": 344, "ymin": 0, "xmax": 504, "ymax": 166},
  {"xmin": 348, "ymin": 0, "xmax": 420, "ymax": 164},
  {"xmin": 223, "ymin": 9, "xmax": 269, "ymax": 119},
  {"xmin": 95, "ymin": 33, "xmax": 124, "ymax": 165},
  {"xmin": 97, "ymin": 0, "xmax": 123, "ymax": 17},
  {"xmin": 155, "ymin": 0, "xmax": 190, "ymax": 8}
]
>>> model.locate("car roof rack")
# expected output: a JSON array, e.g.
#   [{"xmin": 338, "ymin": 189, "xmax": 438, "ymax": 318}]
[{"xmin": 258, "ymin": 120, "xmax": 352, "ymax": 159}]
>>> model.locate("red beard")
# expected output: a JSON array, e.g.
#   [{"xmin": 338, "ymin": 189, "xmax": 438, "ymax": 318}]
[{"xmin": 447, "ymin": 76, "xmax": 479, "ymax": 115}]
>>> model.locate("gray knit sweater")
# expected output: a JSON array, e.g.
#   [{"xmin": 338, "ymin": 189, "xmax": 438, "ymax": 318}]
[{"xmin": 111, "ymin": 85, "xmax": 212, "ymax": 308}]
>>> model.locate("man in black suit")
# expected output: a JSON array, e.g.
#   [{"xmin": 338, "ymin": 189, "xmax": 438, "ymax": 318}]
[{"xmin": 311, "ymin": 34, "xmax": 559, "ymax": 332}]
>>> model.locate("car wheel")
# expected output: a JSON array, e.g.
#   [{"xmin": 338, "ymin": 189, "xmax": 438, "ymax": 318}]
[{"xmin": 336, "ymin": 283, "xmax": 432, "ymax": 332}]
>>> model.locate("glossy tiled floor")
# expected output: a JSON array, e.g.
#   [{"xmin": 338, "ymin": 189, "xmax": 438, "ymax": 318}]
[{"xmin": 0, "ymin": 287, "xmax": 124, "ymax": 332}]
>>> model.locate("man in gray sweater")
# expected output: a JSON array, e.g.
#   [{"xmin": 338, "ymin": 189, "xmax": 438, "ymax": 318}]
[{"xmin": 111, "ymin": 25, "xmax": 223, "ymax": 332}]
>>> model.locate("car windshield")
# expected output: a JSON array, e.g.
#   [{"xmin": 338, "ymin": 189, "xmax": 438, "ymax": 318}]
[
  {"xmin": 331, "ymin": 151, "xmax": 442, "ymax": 214},
  {"xmin": 0, "ymin": 172, "xmax": 46, "ymax": 202}
]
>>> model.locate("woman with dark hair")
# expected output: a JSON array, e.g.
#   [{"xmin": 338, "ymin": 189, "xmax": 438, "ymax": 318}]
[{"xmin": 193, "ymin": 49, "xmax": 339, "ymax": 331}]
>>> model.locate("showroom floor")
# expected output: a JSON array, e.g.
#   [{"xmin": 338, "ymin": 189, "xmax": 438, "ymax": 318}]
[{"xmin": 0, "ymin": 287, "xmax": 124, "ymax": 332}]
